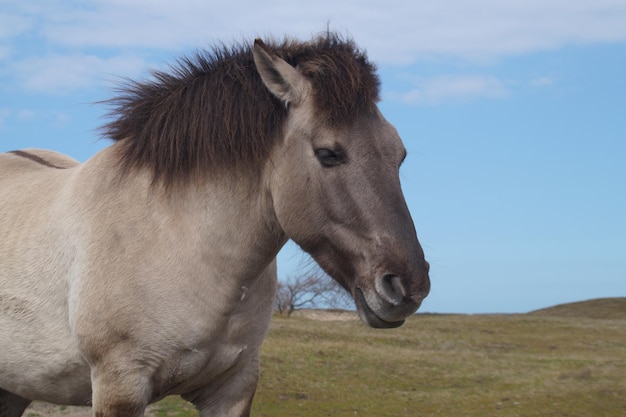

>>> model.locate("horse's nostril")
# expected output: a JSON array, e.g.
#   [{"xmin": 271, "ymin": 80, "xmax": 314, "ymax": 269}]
[{"xmin": 379, "ymin": 274, "xmax": 407, "ymax": 305}]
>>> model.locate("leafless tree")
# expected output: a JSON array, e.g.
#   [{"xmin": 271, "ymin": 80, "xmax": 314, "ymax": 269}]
[{"xmin": 275, "ymin": 272, "xmax": 349, "ymax": 316}]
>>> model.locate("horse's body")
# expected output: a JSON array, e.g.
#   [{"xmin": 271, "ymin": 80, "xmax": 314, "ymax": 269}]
[
  {"xmin": 1, "ymin": 147, "xmax": 277, "ymax": 415},
  {"xmin": 0, "ymin": 34, "xmax": 430, "ymax": 417}
]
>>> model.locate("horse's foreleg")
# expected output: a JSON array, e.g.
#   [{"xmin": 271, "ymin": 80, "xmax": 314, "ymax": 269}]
[
  {"xmin": 90, "ymin": 363, "xmax": 152, "ymax": 417},
  {"xmin": 0, "ymin": 389, "xmax": 31, "ymax": 417},
  {"xmin": 183, "ymin": 357, "xmax": 260, "ymax": 417}
]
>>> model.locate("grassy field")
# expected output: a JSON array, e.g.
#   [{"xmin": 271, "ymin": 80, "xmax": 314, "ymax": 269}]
[{"xmin": 147, "ymin": 298, "xmax": 626, "ymax": 417}]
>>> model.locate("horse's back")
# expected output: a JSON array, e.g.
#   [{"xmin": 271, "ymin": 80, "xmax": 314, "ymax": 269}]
[
  {"xmin": 0, "ymin": 148, "xmax": 79, "ymax": 174},
  {"xmin": 0, "ymin": 148, "xmax": 79, "ymax": 209},
  {"xmin": 0, "ymin": 148, "xmax": 91, "ymax": 404},
  {"xmin": 0, "ymin": 148, "xmax": 80, "ymax": 239}
]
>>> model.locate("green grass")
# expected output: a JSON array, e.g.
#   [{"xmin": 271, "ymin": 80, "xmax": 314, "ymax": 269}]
[
  {"xmin": 147, "ymin": 396, "xmax": 196, "ymax": 417},
  {"xmin": 151, "ymin": 298, "xmax": 626, "ymax": 416},
  {"xmin": 529, "ymin": 297, "xmax": 626, "ymax": 320}
]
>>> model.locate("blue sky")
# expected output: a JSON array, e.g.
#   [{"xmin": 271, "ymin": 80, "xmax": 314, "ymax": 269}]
[{"xmin": 1, "ymin": 1, "xmax": 625, "ymax": 313}]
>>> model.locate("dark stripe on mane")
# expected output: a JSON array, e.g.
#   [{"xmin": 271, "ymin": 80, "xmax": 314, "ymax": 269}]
[
  {"xmin": 101, "ymin": 32, "xmax": 380, "ymax": 185},
  {"xmin": 8, "ymin": 150, "xmax": 68, "ymax": 170}
]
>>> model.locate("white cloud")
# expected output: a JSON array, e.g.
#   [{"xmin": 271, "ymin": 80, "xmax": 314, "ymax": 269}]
[
  {"xmin": 389, "ymin": 75, "xmax": 509, "ymax": 105},
  {"xmin": 6, "ymin": 0, "xmax": 626, "ymax": 62},
  {"xmin": 2, "ymin": 0, "xmax": 625, "ymax": 95},
  {"xmin": 0, "ymin": 12, "xmax": 31, "ymax": 39},
  {"xmin": 0, "ymin": 108, "xmax": 34, "ymax": 131},
  {"xmin": 0, "ymin": 11, "xmax": 32, "ymax": 61},
  {"xmin": 9, "ymin": 53, "xmax": 148, "ymax": 94},
  {"xmin": 0, "ymin": 47, "xmax": 11, "ymax": 61},
  {"xmin": 0, "ymin": 108, "xmax": 64, "ymax": 129},
  {"xmin": 16, "ymin": 109, "xmax": 36, "ymax": 121},
  {"xmin": 0, "ymin": 108, "xmax": 10, "ymax": 128},
  {"xmin": 530, "ymin": 77, "xmax": 555, "ymax": 87}
]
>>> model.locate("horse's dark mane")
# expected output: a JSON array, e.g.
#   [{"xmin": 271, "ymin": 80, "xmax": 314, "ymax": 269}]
[{"xmin": 101, "ymin": 32, "xmax": 380, "ymax": 185}]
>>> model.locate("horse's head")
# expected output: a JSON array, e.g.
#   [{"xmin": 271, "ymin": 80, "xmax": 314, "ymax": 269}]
[{"xmin": 255, "ymin": 39, "xmax": 430, "ymax": 328}]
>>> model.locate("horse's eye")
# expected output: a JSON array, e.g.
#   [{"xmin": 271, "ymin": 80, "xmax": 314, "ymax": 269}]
[{"xmin": 314, "ymin": 148, "xmax": 346, "ymax": 167}]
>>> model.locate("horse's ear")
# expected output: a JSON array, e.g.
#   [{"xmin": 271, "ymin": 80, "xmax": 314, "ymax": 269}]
[{"xmin": 253, "ymin": 39, "xmax": 305, "ymax": 106}]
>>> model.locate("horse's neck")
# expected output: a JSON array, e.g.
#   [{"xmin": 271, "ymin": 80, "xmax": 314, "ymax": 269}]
[
  {"xmin": 76, "ymin": 145, "xmax": 286, "ymax": 288},
  {"xmin": 172, "ymin": 175, "xmax": 287, "ymax": 281}
]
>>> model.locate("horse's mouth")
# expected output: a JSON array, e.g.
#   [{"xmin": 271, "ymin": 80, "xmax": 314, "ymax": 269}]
[{"xmin": 355, "ymin": 288, "xmax": 405, "ymax": 329}]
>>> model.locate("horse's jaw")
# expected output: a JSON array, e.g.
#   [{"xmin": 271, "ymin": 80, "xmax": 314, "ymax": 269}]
[{"xmin": 354, "ymin": 288, "xmax": 406, "ymax": 329}]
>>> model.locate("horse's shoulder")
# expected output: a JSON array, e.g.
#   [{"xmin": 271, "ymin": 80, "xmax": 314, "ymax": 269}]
[{"xmin": 1, "ymin": 148, "xmax": 80, "ymax": 173}]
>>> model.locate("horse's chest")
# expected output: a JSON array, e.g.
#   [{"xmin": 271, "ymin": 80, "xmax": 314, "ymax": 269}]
[{"xmin": 157, "ymin": 337, "xmax": 252, "ymax": 396}]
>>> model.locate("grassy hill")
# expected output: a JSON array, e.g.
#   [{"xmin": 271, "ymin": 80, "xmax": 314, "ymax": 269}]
[
  {"xmin": 529, "ymin": 297, "xmax": 626, "ymax": 320},
  {"xmin": 146, "ymin": 303, "xmax": 626, "ymax": 417},
  {"xmin": 27, "ymin": 299, "xmax": 626, "ymax": 417}
]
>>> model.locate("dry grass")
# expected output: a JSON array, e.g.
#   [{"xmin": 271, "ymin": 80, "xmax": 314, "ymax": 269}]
[
  {"xmin": 529, "ymin": 297, "xmax": 626, "ymax": 320},
  {"xmin": 24, "ymin": 298, "xmax": 626, "ymax": 417},
  {"xmin": 251, "ymin": 311, "xmax": 626, "ymax": 417}
]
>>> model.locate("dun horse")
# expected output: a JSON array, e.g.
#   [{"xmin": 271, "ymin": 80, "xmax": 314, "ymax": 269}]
[{"xmin": 0, "ymin": 33, "xmax": 430, "ymax": 417}]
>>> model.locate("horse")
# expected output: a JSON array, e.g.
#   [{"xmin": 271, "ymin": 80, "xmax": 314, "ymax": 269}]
[{"xmin": 0, "ymin": 33, "xmax": 430, "ymax": 417}]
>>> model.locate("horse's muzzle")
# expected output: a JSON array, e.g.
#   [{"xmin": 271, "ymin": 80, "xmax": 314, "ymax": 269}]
[
  {"xmin": 355, "ymin": 288, "xmax": 406, "ymax": 328},
  {"xmin": 354, "ymin": 267, "xmax": 430, "ymax": 329}
]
